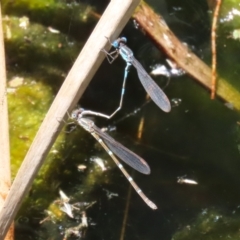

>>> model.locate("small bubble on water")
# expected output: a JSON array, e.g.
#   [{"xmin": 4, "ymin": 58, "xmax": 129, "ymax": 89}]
[{"xmin": 171, "ymin": 98, "xmax": 182, "ymax": 107}]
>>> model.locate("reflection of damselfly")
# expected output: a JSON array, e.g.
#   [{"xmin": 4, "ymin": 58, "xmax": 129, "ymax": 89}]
[
  {"xmin": 71, "ymin": 108, "xmax": 157, "ymax": 210},
  {"xmin": 101, "ymin": 37, "xmax": 171, "ymax": 118}
]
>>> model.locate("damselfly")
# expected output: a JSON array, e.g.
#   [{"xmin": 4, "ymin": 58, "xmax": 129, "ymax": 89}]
[
  {"xmin": 71, "ymin": 108, "xmax": 157, "ymax": 209},
  {"xmin": 102, "ymin": 37, "xmax": 171, "ymax": 116}
]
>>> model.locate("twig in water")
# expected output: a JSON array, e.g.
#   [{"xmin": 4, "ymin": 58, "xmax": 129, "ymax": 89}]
[{"xmin": 211, "ymin": 0, "xmax": 222, "ymax": 99}]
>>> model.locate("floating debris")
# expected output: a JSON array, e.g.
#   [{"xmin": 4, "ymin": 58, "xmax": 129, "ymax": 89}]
[
  {"xmin": 103, "ymin": 189, "xmax": 119, "ymax": 199},
  {"xmin": 40, "ymin": 189, "xmax": 96, "ymax": 225},
  {"xmin": 60, "ymin": 203, "xmax": 74, "ymax": 218},
  {"xmin": 77, "ymin": 164, "xmax": 87, "ymax": 172},
  {"xmin": 19, "ymin": 16, "xmax": 29, "ymax": 29},
  {"xmin": 58, "ymin": 190, "xmax": 74, "ymax": 218},
  {"xmin": 40, "ymin": 206, "xmax": 64, "ymax": 224},
  {"xmin": 171, "ymin": 98, "xmax": 182, "ymax": 107},
  {"xmin": 177, "ymin": 176, "xmax": 198, "ymax": 185},
  {"xmin": 40, "ymin": 210, "xmax": 56, "ymax": 224},
  {"xmin": 63, "ymin": 211, "xmax": 88, "ymax": 240},
  {"xmin": 8, "ymin": 76, "xmax": 24, "ymax": 87},
  {"xmin": 90, "ymin": 156, "xmax": 107, "ymax": 171},
  {"xmin": 151, "ymin": 64, "xmax": 171, "ymax": 77},
  {"xmin": 59, "ymin": 189, "xmax": 70, "ymax": 202},
  {"xmin": 151, "ymin": 59, "xmax": 185, "ymax": 77},
  {"xmin": 73, "ymin": 201, "xmax": 96, "ymax": 209},
  {"xmin": 48, "ymin": 26, "xmax": 60, "ymax": 34}
]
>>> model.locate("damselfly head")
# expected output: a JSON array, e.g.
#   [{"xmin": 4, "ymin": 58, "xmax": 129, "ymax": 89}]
[
  {"xmin": 120, "ymin": 37, "xmax": 127, "ymax": 43},
  {"xmin": 71, "ymin": 110, "xmax": 78, "ymax": 120},
  {"xmin": 112, "ymin": 37, "xmax": 127, "ymax": 48},
  {"xmin": 71, "ymin": 108, "xmax": 84, "ymax": 120}
]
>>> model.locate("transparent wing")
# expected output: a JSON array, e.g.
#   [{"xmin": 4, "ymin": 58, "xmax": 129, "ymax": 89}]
[
  {"xmin": 132, "ymin": 58, "xmax": 171, "ymax": 112},
  {"xmin": 93, "ymin": 125, "xmax": 150, "ymax": 174}
]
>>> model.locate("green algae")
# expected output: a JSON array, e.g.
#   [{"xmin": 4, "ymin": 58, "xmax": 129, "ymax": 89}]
[
  {"xmin": 1, "ymin": 4, "xmax": 115, "ymax": 234},
  {"xmin": 2, "ymin": 13, "xmax": 81, "ymax": 179},
  {"xmin": 3, "ymin": 15, "xmax": 82, "ymax": 88},
  {"xmin": 8, "ymin": 78, "xmax": 53, "ymax": 176},
  {"xmin": 1, "ymin": 0, "xmax": 100, "ymax": 222},
  {"xmin": 172, "ymin": 209, "xmax": 240, "ymax": 240}
]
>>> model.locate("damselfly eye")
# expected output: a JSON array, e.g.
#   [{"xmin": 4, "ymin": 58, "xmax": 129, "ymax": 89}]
[
  {"xmin": 120, "ymin": 37, "xmax": 127, "ymax": 43},
  {"xmin": 71, "ymin": 112, "xmax": 77, "ymax": 118}
]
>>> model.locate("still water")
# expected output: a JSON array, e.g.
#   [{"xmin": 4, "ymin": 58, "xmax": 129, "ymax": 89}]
[{"xmin": 4, "ymin": 0, "xmax": 240, "ymax": 239}]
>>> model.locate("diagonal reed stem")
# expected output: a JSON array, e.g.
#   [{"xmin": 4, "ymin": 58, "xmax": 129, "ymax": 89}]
[{"xmin": 0, "ymin": 0, "xmax": 140, "ymax": 238}]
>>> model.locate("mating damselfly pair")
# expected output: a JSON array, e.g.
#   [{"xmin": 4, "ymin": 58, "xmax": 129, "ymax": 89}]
[{"xmin": 71, "ymin": 37, "xmax": 171, "ymax": 209}]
